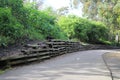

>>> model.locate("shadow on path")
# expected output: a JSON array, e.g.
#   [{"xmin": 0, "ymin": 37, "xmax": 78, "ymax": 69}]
[
  {"xmin": 0, "ymin": 50, "xmax": 116, "ymax": 80},
  {"xmin": 103, "ymin": 52, "xmax": 120, "ymax": 80}
]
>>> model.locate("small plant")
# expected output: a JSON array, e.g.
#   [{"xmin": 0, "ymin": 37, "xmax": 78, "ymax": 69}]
[
  {"xmin": 0, "ymin": 36, "xmax": 11, "ymax": 47},
  {"xmin": 0, "ymin": 70, "xmax": 5, "ymax": 74}
]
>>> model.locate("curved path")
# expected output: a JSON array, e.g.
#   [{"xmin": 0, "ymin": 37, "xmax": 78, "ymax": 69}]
[{"xmin": 0, "ymin": 50, "xmax": 118, "ymax": 80}]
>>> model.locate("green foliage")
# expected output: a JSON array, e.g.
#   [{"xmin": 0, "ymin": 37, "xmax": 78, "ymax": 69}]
[
  {"xmin": 0, "ymin": 8, "xmax": 25, "ymax": 46},
  {"xmin": 57, "ymin": 15, "xmax": 77, "ymax": 38},
  {"xmin": 0, "ymin": 70, "xmax": 5, "ymax": 74},
  {"xmin": 28, "ymin": 9, "xmax": 54, "ymax": 36},
  {"xmin": 77, "ymin": 0, "xmax": 120, "ymax": 43},
  {"xmin": 58, "ymin": 15, "xmax": 109, "ymax": 44},
  {"xmin": 25, "ymin": 27, "xmax": 44, "ymax": 40},
  {"xmin": 74, "ymin": 18, "xmax": 91, "ymax": 41},
  {"xmin": 0, "ymin": 1, "xmax": 67, "ymax": 47},
  {"xmin": 99, "ymin": 39, "xmax": 112, "ymax": 45},
  {"xmin": 74, "ymin": 19, "xmax": 109, "ymax": 43},
  {"xmin": 0, "ymin": 0, "xmax": 30, "ymax": 28},
  {"xmin": 87, "ymin": 22, "xmax": 109, "ymax": 43},
  {"xmin": 25, "ymin": 4, "xmax": 68, "ymax": 39},
  {"xmin": 0, "ymin": 36, "xmax": 11, "ymax": 47}
]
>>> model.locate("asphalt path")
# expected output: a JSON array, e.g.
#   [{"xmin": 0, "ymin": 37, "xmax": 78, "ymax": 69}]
[{"xmin": 0, "ymin": 50, "xmax": 118, "ymax": 80}]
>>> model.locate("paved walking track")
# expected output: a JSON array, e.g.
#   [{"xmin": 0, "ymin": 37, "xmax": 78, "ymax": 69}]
[{"xmin": 0, "ymin": 50, "xmax": 120, "ymax": 80}]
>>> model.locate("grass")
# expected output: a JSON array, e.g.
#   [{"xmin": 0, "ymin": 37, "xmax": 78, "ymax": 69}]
[
  {"xmin": 0, "ymin": 67, "xmax": 12, "ymax": 75},
  {"xmin": 0, "ymin": 70, "xmax": 5, "ymax": 74}
]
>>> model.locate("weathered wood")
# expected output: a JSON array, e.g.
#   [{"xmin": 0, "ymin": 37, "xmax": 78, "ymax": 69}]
[
  {"xmin": 0, "ymin": 60, "xmax": 10, "ymax": 69},
  {"xmin": 0, "ymin": 40, "xmax": 82, "ymax": 69},
  {"xmin": 24, "ymin": 44, "xmax": 41, "ymax": 49}
]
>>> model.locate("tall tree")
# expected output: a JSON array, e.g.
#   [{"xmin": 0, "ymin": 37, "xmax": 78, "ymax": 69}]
[{"xmin": 71, "ymin": 0, "xmax": 120, "ymax": 40}]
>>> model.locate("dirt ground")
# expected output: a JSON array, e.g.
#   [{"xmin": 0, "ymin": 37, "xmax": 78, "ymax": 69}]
[
  {"xmin": 0, "ymin": 39, "xmax": 46, "ymax": 58},
  {"xmin": 0, "ymin": 39, "xmax": 119, "ymax": 58}
]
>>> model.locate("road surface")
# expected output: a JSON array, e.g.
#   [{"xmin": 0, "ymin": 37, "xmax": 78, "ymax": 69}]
[{"xmin": 0, "ymin": 50, "xmax": 118, "ymax": 80}]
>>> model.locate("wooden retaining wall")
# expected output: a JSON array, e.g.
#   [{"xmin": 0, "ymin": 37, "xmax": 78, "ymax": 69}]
[{"xmin": 0, "ymin": 40, "xmax": 81, "ymax": 69}]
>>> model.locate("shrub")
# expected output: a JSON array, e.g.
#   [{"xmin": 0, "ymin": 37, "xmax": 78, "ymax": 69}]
[
  {"xmin": 0, "ymin": 36, "xmax": 11, "ymax": 47},
  {"xmin": 0, "ymin": 8, "xmax": 25, "ymax": 46},
  {"xmin": 74, "ymin": 18, "xmax": 91, "ymax": 41},
  {"xmin": 57, "ymin": 15, "xmax": 77, "ymax": 38},
  {"xmin": 27, "ymin": 6, "xmax": 67, "ymax": 39},
  {"xmin": 58, "ymin": 15, "xmax": 109, "ymax": 43},
  {"xmin": 25, "ymin": 27, "xmax": 44, "ymax": 40},
  {"xmin": 74, "ymin": 19, "xmax": 109, "ymax": 43}
]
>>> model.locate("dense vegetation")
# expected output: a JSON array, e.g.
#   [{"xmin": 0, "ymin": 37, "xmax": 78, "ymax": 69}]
[
  {"xmin": 70, "ymin": 0, "xmax": 120, "ymax": 42},
  {"xmin": 0, "ymin": 0, "xmax": 118, "ymax": 47},
  {"xmin": 57, "ymin": 15, "xmax": 110, "ymax": 44},
  {"xmin": 0, "ymin": 0, "xmax": 67, "ymax": 47}
]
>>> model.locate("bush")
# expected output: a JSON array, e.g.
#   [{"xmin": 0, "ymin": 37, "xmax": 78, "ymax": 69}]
[
  {"xmin": 57, "ymin": 15, "xmax": 77, "ymax": 38},
  {"xmin": 0, "ymin": 8, "xmax": 25, "ymax": 39},
  {"xmin": 27, "ymin": 6, "xmax": 67, "ymax": 39},
  {"xmin": 74, "ymin": 19, "xmax": 109, "ymax": 43},
  {"xmin": 74, "ymin": 18, "xmax": 91, "ymax": 41},
  {"xmin": 25, "ymin": 27, "xmax": 44, "ymax": 40},
  {"xmin": 0, "ymin": 1, "xmax": 68, "ymax": 47},
  {"xmin": 0, "ymin": 36, "xmax": 11, "ymax": 47},
  {"xmin": 58, "ymin": 15, "xmax": 109, "ymax": 44}
]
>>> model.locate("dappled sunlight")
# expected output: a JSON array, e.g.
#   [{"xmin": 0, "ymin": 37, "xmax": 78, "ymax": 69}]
[
  {"xmin": 103, "ymin": 52, "xmax": 120, "ymax": 79},
  {"xmin": 0, "ymin": 50, "xmax": 115, "ymax": 80},
  {"xmin": 0, "ymin": 0, "xmax": 120, "ymax": 80}
]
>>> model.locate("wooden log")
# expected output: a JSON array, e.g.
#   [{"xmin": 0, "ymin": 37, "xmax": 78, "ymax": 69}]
[
  {"xmin": 24, "ymin": 44, "xmax": 41, "ymax": 49},
  {"xmin": 0, "ymin": 40, "xmax": 82, "ymax": 68},
  {"xmin": 0, "ymin": 59, "xmax": 10, "ymax": 69}
]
